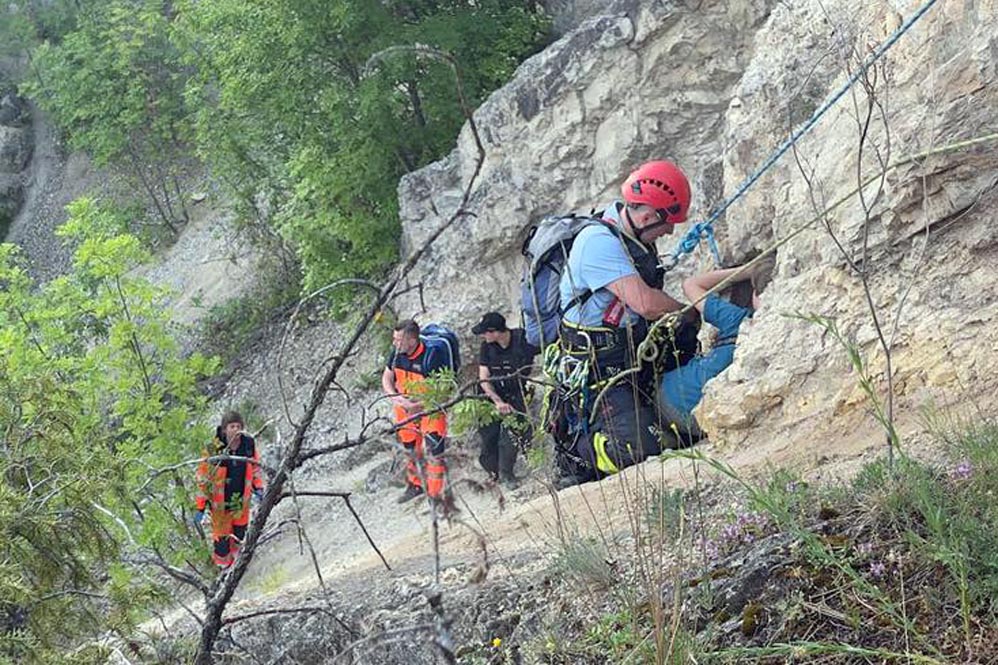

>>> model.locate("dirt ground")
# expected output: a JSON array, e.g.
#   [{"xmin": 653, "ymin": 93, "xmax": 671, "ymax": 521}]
[{"xmin": 121, "ymin": 172, "xmax": 998, "ymax": 659}]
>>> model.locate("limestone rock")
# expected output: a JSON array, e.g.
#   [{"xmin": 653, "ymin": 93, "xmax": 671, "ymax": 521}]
[
  {"xmin": 397, "ymin": 0, "xmax": 776, "ymax": 328},
  {"xmin": 0, "ymin": 173, "xmax": 23, "ymax": 225},
  {"xmin": 0, "ymin": 125, "xmax": 32, "ymax": 173},
  {"xmin": 0, "ymin": 92, "xmax": 30, "ymax": 128},
  {"xmin": 397, "ymin": 0, "xmax": 998, "ymax": 458}
]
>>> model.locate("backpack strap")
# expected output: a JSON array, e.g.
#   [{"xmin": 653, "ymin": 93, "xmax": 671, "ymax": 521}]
[{"xmin": 562, "ymin": 219, "xmax": 655, "ymax": 317}]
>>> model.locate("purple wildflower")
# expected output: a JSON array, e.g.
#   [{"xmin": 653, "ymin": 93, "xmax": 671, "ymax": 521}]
[
  {"xmin": 869, "ymin": 561, "xmax": 887, "ymax": 578},
  {"xmin": 950, "ymin": 460, "xmax": 973, "ymax": 481},
  {"xmin": 710, "ymin": 510, "xmax": 773, "ymax": 557},
  {"xmin": 697, "ymin": 535, "xmax": 720, "ymax": 560}
]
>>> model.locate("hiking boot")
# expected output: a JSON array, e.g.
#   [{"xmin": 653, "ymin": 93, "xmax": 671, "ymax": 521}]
[
  {"xmin": 499, "ymin": 474, "xmax": 521, "ymax": 491},
  {"xmin": 396, "ymin": 484, "xmax": 424, "ymax": 504},
  {"xmin": 554, "ymin": 473, "xmax": 584, "ymax": 490}
]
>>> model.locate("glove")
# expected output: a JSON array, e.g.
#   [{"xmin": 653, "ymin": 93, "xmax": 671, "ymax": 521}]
[
  {"xmin": 192, "ymin": 509, "xmax": 205, "ymax": 528},
  {"xmin": 252, "ymin": 489, "xmax": 264, "ymax": 503}
]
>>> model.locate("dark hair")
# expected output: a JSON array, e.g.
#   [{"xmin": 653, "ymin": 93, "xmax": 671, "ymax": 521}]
[
  {"xmin": 394, "ymin": 319, "xmax": 420, "ymax": 338},
  {"xmin": 722, "ymin": 254, "xmax": 777, "ymax": 308},
  {"xmin": 726, "ymin": 280, "xmax": 755, "ymax": 309},
  {"xmin": 220, "ymin": 411, "xmax": 243, "ymax": 428}
]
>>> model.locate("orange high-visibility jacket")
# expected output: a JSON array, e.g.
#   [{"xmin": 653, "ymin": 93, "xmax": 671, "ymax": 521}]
[
  {"xmin": 388, "ymin": 342, "xmax": 448, "ymax": 439},
  {"xmin": 194, "ymin": 431, "xmax": 265, "ymax": 526}
]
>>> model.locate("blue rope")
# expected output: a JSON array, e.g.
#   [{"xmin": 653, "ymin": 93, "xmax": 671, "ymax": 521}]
[
  {"xmin": 672, "ymin": 222, "xmax": 722, "ymax": 264},
  {"xmin": 670, "ymin": 0, "xmax": 941, "ymax": 264}
]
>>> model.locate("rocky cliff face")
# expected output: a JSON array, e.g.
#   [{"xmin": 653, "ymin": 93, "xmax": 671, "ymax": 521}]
[
  {"xmin": 0, "ymin": 92, "xmax": 32, "ymax": 234},
  {"xmin": 397, "ymin": 0, "xmax": 998, "ymax": 454}
]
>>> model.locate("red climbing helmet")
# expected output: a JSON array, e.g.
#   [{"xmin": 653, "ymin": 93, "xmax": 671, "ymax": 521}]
[{"xmin": 621, "ymin": 160, "xmax": 692, "ymax": 224}]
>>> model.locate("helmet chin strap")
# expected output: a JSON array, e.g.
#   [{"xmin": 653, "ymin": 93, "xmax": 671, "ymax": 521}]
[{"xmin": 625, "ymin": 206, "xmax": 670, "ymax": 243}]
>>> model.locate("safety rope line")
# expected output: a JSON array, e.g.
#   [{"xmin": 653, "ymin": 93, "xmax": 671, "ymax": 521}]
[
  {"xmin": 669, "ymin": 0, "xmax": 942, "ymax": 265},
  {"xmin": 669, "ymin": 221, "xmax": 723, "ymax": 265},
  {"xmin": 588, "ymin": 130, "xmax": 998, "ymax": 421}
]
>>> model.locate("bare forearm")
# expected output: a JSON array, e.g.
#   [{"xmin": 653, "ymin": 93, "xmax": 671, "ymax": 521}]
[
  {"xmin": 643, "ymin": 290, "xmax": 685, "ymax": 319},
  {"xmin": 691, "ymin": 267, "xmax": 746, "ymax": 291},
  {"xmin": 682, "ymin": 267, "xmax": 748, "ymax": 307},
  {"xmin": 381, "ymin": 369, "xmax": 397, "ymax": 398},
  {"xmin": 478, "ymin": 367, "xmax": 503, "ymax": 404},
  {"xmin": 609, "ymin": 274, "xmax": 684, "ymax": 319}
]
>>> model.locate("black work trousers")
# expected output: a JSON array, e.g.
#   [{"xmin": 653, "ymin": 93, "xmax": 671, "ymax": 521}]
[
  {"xmin": 576, "ymin": 379, "xmax": 673, "ymax": 477},
  {"xmin": 478, "ymin": 415, "xmax": 531, "ymax": 480}
]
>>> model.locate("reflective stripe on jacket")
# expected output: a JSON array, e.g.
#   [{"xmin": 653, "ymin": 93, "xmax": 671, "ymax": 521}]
[{"xmin": 194, "ymin": 432, "xmax": 265, "ymax": 525}]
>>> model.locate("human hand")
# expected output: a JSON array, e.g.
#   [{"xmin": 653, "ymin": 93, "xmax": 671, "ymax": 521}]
[
  {"xmin": 495, "ymin": 401, "xmax": 514, "ymax": 415},
  {"xmin": 394, "ymin": 396, "xmax": 421, "ymax": 411}
]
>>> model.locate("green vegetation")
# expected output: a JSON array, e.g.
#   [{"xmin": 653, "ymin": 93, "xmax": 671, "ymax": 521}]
[
  {"xmin": 0, "ymin": 1, "xmax": 81, "ymax": 62},
  {"xmin": 549, "ymin": 535, "xmax": 617, "ymax": 591},
  {"xmin": 0, "ymin": 198, "xmax": 217, "ymax": 663},
  {"xmin": 177, "ymin": 0, "xmax": 550, "ymax": 291},
  {"xmin": 198, "ymin": 275, "xmax": 299, "ymax": 366},
  {"xmin": 1, "ymin": 3, "xmax": 552, "ymax": 654},
  {"xmin": 7, "ymin": 0, "xmax": 550, "ymax": 290},
  {"xmin": 23, "ymin": 1, "xmax": 192, "ymax": 233},
  {"xmin": 519, "ymin": 422, "xmax": 998, "ymax": 664}
]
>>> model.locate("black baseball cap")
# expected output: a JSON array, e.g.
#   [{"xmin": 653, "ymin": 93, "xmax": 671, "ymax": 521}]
[{"xmin": 472, "ymin": 312, "xmax": 508, "ymax": 335}]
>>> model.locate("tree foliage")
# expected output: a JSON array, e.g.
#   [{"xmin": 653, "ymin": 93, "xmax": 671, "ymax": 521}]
[
  {"xmin": 23, "ymin": 1, "xmax": 192, "ymax": 233},
  {"xmin": 0, "ymin": 0, "xmax": 81, "ymax": 63},
  {"xmin": 177, "ymin": 0, "xmax": 550, "ymax": 289},
  {"xmin": 1, "ymin": 3, "xmax": 551, "ymax": 654},
  {"xmin": 0, "ymin": 198, "xmax": 217, "ymax": 663},
  {"xmin": 13, "ymin": 0, "xmax": 548, "ymax": 289}
]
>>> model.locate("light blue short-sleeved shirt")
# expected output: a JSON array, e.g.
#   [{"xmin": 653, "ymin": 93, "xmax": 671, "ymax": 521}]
[
  {"xmin": 659, "ymin": 294, "xmax": 753, "ymax": 418},
  {"xmin": 559, "ymin": 222, "xmax": 642, "ymax": 328}
]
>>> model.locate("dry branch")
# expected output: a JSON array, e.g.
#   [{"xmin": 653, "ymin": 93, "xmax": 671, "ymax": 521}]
[{"xmin": 191, "ymin": 45, "xmax": 487, "ymax": 663}]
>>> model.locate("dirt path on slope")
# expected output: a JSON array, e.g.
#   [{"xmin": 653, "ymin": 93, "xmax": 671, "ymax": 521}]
[
  {"xmin": 5, "ymin": 101, "xmax": 79, "ymax": 280},
  {"xmin": 211, "ymin": 394, "xmax": 969, "ymax": 624}
]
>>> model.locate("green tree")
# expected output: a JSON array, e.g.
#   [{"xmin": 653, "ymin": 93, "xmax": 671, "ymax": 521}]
[
  {"xmin": 0, "ymin": 198, "xmax": 218, "ymax": 663},
  {"xmin": 0, "ymin": 0, "xmax": 83, "ymax": 80},
  {"xmin": 178, "ymin": 0, "xmax": 550, "ymax": 290},
  {"xmin": 24, "ymin": 1, "xmax": 193, "ymax": 233}
]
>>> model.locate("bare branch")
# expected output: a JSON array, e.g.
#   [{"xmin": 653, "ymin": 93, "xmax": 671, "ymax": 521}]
[
  {"xmin": 342, "ymin": 494, "xmax": 392, "ymax": 572},
  {"xmin": 221, "ymin": 605, "xmax": 349, "ymax": 630},
  {"xmin": 276, "ymin": 278, "xmax": 382, "ymax": 428},
  {"xmin": 193, "ymin": 43, "xmax": 488, "ymax": 663}
]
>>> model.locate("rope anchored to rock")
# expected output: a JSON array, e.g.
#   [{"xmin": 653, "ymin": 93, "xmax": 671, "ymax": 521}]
[{"xmin": 666, "ymin": 0, "xmax": 943, "ymax": 269}]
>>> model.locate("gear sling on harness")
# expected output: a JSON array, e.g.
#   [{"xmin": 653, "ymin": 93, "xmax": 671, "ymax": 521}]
[{"xmin": 538, "ymin": 215, "xmax": 700, "ymax": 479}]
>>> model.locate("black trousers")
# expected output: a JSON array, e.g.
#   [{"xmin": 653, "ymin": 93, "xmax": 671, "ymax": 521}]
[
  {"xmin": 575, "ymin": 379, "xmax": 672, "ymax": 478},
  {"xmin": 478, "ymin": 415, "xmax": 531, "ymax": 479}
]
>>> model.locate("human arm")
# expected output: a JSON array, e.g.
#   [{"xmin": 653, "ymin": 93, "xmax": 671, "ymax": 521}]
[
  {"xmin": 573, "ymin": 227, "xmax": 683, "ymax": 320},
  {"xmin": 682, "ymin": 267, "xmax": 749, "ymax": 313},
  {"xmin": 606, "ymin": 275, "xmax": 684, "ymax": 319},
  {"xmin": 479, "ymin": 364, "xmax": 514, "ymax": 414},
  {"xmin": 381, "ymin": 366, "xmax": 419, "ymax": 410},
  {"xmin": 194, "ymin": 447, "xmax": 211, "ymax": 513},
  {"xmin": 250, "ymin": 440, "xmax": 265, "ymax": 500}
]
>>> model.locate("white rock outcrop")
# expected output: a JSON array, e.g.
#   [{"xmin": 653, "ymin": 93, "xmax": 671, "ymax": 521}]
[{"xmin": 397, "ymin": 0, "xmax": 998, "ymax": 455}]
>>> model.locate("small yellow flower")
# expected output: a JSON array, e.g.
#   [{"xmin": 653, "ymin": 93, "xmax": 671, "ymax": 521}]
[{"xmin": 491, "ymin": 637, "xmax": 502, "ymax": 648}]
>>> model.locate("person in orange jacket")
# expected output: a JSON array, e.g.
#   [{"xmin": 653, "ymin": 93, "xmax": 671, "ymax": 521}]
[
  {"xmin": 381, "ymin": 319, "xmax": 449, "ymax": 505},
  {"xmin": 193, "ymin": 411, "xmax": 265, "ymax": 567}
]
